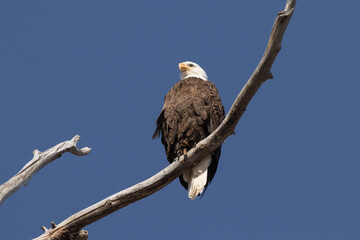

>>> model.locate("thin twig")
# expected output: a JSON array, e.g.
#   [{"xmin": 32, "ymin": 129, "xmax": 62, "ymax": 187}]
[{"xmin": 0, "ymin": 135, "xmax": 91, "ymax": 206}]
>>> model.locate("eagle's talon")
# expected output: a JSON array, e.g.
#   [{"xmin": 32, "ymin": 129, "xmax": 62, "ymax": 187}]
[
  {"xmin": 183, "ymin": 149, "xmax": 188, "ymax": 160},
  {"xmin": 181, "ymin": 149, "xmax": 188, "ymax": 163},
  {"xmin": 177, "ymin": 149, "xmax": 187, "ymax": 163}
]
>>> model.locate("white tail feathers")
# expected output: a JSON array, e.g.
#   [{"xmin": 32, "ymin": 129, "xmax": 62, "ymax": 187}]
[
  {"xmin": 186, "ymin": 155, "xmax": 212, "ymax": 200},
  {"xmin": 188, "ymin": 169, "xmax": 208, "ymax": 200}
]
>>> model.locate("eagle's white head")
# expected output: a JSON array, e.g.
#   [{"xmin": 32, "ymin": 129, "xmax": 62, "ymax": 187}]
[{"xmin": 179, "ymin": 61, "xmax": 208, "ymax": 81}]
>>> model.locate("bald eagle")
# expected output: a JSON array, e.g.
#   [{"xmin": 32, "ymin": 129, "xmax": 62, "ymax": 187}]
[{"xmin": 153, "ymin": 61, "xmax": 225, "ymax": 199}]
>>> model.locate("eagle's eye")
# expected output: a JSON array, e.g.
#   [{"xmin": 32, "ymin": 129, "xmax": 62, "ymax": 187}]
[{"xmin": 188, "ymin": 64, "xmax": 194, "ymax": 67}]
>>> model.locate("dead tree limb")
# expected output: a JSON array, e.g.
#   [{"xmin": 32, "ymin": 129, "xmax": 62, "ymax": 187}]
[
  {"xmin": 0, "ymin": 135, "xmax": 91, "ymax": 206},
  {"xmin": 34, "ymin": 0, "xmax": 296, "ymax": 239}
]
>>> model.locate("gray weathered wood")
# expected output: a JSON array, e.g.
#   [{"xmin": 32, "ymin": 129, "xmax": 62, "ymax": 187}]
[
  {"xmin": 34, "ymin": 0, "xmax": 296, "ymax": 239},
  {"xmin": 0, "ymin": 135, "xmax": 91, "ymax": 206}
]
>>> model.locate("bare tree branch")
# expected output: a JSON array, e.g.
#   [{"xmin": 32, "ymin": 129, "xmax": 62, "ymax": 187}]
[
  {"xmin": 0, "ymin": 135, "xmax": 91, "ymax": 206},
  {"xmin": 34, "ymin": 0, "xmax": 296, "ymax": 239}
]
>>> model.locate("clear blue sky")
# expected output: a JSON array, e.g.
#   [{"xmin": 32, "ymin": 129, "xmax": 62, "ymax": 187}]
[{"xmin": 0, "ymin": 1, "xmax": 359, "ymax": 239}]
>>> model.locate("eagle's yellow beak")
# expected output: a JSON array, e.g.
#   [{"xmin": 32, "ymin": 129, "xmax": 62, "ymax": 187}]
[{"xmin": 179, "ymin": 62, "xmax": 191, "ymax": 72}]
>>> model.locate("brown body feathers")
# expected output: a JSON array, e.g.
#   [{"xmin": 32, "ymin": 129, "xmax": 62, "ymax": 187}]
[{"xmin": 153, "ymin": 77, "xmax": 225, "ymax": 195}]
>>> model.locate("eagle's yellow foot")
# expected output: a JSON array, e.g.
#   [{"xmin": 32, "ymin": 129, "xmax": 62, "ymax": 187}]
[
  {"xmin": 177, "ymin": 149, "xmax": 188, "ymax": 163},
  {"xmin": 180, "ymin": 149, "xmax": 188, "ymax": 163}
]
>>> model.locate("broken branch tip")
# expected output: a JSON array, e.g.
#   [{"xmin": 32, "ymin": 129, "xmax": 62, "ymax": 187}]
[{"xmin": 71, "ymin": 135, "xmax": 81, "ymax": 144}]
